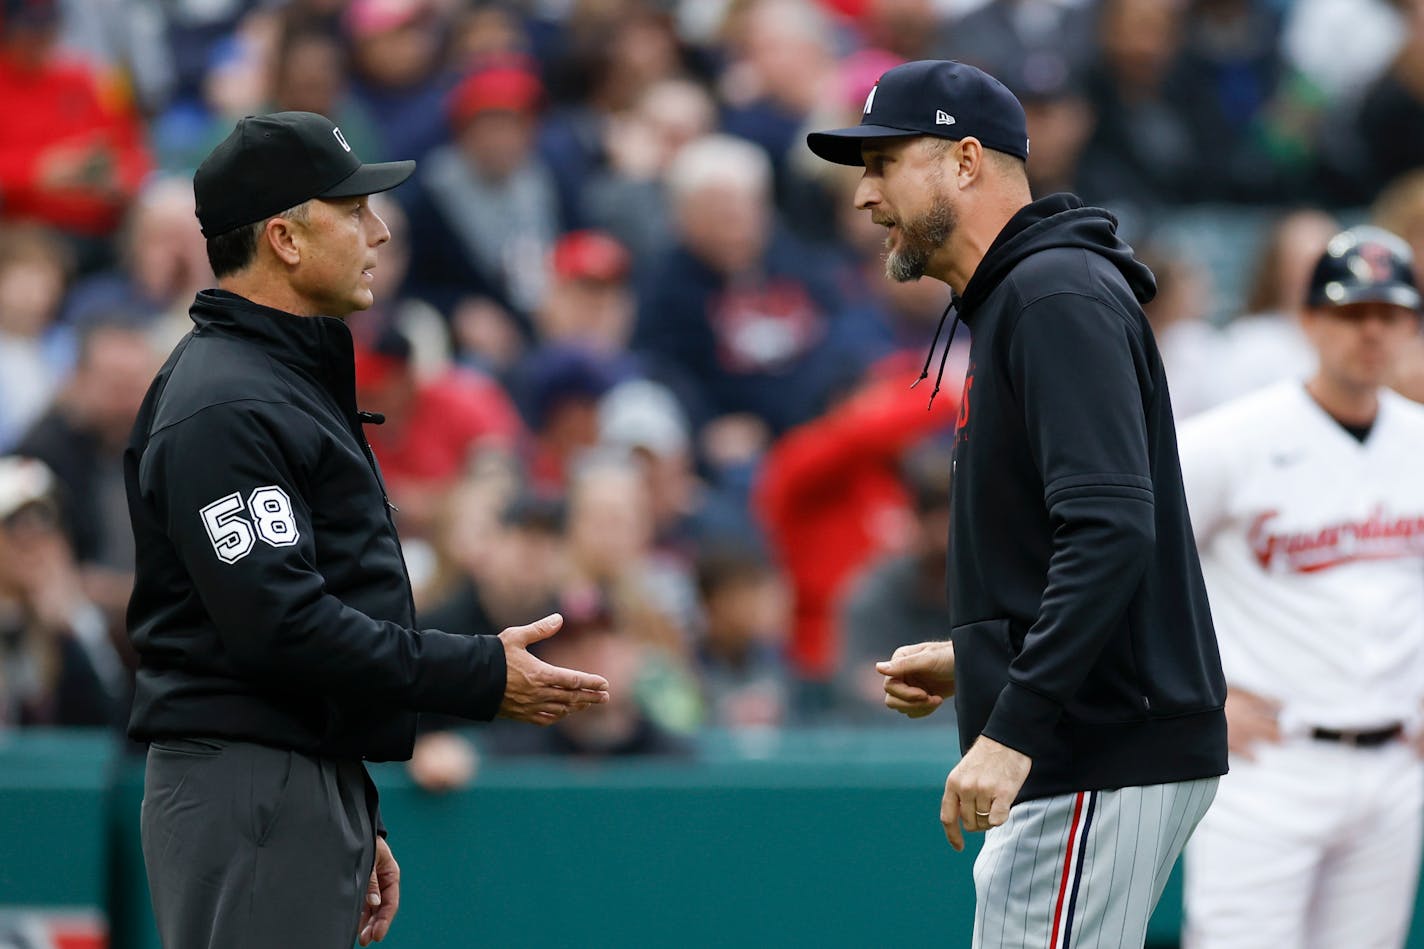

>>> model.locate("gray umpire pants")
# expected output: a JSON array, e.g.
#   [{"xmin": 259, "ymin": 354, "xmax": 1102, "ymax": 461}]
[
  {"xmin": 972, "ymin": 777, "xmax": 1219, "ymax": 949},
  {"xmin": 140, "ymin": 738, "xmax": 378, "ymax": 949}
]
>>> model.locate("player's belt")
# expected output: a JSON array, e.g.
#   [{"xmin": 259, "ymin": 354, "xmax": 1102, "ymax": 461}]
[{"xmin": 1309, "ymin": 724, "xmax": 1404, "ymax": 747}]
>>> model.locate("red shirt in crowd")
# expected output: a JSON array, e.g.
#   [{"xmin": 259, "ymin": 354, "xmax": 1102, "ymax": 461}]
[
  {"xmin": 360, "ymin": 368, "xmax": 524, "ymax": 495},
  {"xmin": 755, "ymin": 357, "xmax": 958, "ymax": 679},
  {"xmin": 0, "ymin": 51, "xmax": 151, "ymax": 237}
]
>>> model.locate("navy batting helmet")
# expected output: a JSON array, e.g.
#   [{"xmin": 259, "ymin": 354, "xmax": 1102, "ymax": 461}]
[{"xmin": 1306, "ymin": 225, "xmax": 1422, "ymax": 312}]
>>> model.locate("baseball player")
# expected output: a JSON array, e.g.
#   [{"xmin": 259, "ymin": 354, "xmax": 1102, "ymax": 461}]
[{"xmin": 1180, "ymin": 225, "xmax": 1424, "ymax": 949}]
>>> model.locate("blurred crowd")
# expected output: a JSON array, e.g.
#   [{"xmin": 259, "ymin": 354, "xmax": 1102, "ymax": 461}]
[{"xmin": 2, "ymin": 0, "xmax": 1424, "ymax": 788}]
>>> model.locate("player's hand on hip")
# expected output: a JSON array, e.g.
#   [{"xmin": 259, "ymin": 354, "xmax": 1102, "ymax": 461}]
[
  {"xmin": 498, "ymin": 613, "xmax": 611, "ymax": 726},
  {"xmin": 876, "ymin": 641, "xmax": 956, "ymax": 718},
  {"xmin": 940, "ymin": 735, "xmax": 1031, "ymax": 851},
  {"xmin": 358, "ymin": 836, "xmax": 400, "ymax": 945},
  {"xmin": 1224, "ymin": 686, "xmax": 1282, "ymax": 760}
]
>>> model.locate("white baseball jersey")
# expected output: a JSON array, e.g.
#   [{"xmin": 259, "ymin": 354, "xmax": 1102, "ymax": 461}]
[{"xmin": 1177, "ymin": 381, "xmax": 1424, "ymax": 732}]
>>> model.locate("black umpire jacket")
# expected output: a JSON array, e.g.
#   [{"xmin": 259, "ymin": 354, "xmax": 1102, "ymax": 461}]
[
  {"xmin": 125, "ymin": 289, "xmax": 506, "ymax": 762},
  {"xmin": 948, "ymin": 194, "xmax": 1228, "ymax": 802}
]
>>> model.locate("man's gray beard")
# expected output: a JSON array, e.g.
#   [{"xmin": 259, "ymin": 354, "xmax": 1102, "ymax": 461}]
[{"xmin": 886, "ymin": 195, "xmax": 955, "ymax": 283}]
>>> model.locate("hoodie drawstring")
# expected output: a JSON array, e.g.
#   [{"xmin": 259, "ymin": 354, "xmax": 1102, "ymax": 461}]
[{"xmin": 910, "ymin": 293, "xmax": 962, "ymax": 411}]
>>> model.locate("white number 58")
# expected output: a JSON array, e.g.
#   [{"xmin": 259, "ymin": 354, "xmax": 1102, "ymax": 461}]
[{"xmin": 199, "ymin": 486, "xmax": 299, "ymax": 563}]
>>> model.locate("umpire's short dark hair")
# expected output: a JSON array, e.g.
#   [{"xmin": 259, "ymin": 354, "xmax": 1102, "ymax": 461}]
[{"xmin": 205, "ymin": 202, "xmax": 309, "ymax": 278}]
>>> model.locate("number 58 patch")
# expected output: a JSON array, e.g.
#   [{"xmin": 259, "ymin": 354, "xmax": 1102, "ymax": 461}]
[{"xmin": 199, "ymin": 486, "xmax": 300, "ymax": 563}]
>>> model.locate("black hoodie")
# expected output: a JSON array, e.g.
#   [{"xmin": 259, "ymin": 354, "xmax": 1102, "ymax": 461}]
[{"xmin": 947, "ymin": 194, "xmax": 1226, "ymax": 801}]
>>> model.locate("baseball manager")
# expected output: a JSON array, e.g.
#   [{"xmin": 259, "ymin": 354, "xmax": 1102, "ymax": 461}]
[{"xmin": 808, "ymin": 61, "xmax": 1229, "ymax": 947}]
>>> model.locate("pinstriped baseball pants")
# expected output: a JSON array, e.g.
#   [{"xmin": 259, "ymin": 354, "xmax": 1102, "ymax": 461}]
[{"xmin": 971, "ymin": 778, "xmax": 1218, "ymax": 949}]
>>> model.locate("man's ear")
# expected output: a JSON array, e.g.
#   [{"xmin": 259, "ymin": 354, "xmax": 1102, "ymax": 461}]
[
  {"xmin": 955, "ymin": 138, "xmax": 984, "ymax": 188},
  {"xmin": 265, "ymin": 216, "xmax": 303, "ymax": 266}
]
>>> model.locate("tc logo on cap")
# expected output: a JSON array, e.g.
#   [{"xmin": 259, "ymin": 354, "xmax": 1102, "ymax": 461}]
[
  {"xmin": 1354, "ymin": 242, "xmax": 1394, "ymax": 283},
  {"xmin": 332, "ymin": 127, "xmax": 351, "ymax": 152},
  {"xmin": 864, "ymin": 84, "xmax": 878, "ymax": 115}
]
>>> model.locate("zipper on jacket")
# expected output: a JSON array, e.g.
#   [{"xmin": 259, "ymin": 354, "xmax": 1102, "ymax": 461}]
[
  {"xmin": 350, "ymin": 411, "xmax": 418, "ymax": 623},
  {"xmin": 358, "ymin": 438, "xmax": 401, "ymax": 512},
  {"xmin": 353, "ymin": 411, "xmax": 399, "ymax": 511}
]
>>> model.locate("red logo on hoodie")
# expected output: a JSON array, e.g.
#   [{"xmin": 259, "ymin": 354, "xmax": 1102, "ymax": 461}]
[{"xmin": 956, "ymin": 368, "xmax": 974, "ymax": 440}]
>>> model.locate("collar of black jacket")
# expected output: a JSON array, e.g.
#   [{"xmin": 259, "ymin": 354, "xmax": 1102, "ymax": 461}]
[
  {"xmin": 187, "ymin": 289, "xmax": 362, "ymax": 420},
  {"xmin": 189, "ymin": 289, "xmax": 358, "ymax": 384}
]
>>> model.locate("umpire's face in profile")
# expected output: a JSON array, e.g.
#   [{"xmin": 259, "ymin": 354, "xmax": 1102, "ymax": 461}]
[
  {"xmin": 287, "ymin": 194, "xmax": 391, "ymax": 318},
  {"xmin": 195, "ymin": 112, "xmax": 414, "ymax": 317}
]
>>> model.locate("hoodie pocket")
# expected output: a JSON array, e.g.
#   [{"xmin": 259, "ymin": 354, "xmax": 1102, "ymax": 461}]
[
  {"xmin": 950, "ymin": 618, "xmax": 1015, "ymax": 746},
  {"xmin": 1066, "ymin": 623, "xmax": 1148, "ymax": 724}
]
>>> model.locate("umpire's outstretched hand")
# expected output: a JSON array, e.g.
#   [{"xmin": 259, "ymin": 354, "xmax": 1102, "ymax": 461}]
[{"xmin": 498, "ymin": 613, "xmax": 611, "ymax": 725}]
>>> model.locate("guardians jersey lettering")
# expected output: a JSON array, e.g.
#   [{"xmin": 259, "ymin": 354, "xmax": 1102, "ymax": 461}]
[
  {"xmin": 1249, "ymin": 507, "xmax": 1424, "ymax": 572},
  {"xmin": 1178, "ymin": 381, "xmax": 1424, "ymax": 729}
]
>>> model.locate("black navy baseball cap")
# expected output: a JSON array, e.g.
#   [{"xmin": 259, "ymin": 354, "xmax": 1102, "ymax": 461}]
[
  {"xmin": 806, "ymin": 60, "xmax": 1029, "ymax": 167},
  {"xmin": 1306, "ymin": 225, "xmax": 1422, "ymax": 312},
  {"xmin": 194, "ymin": 111, "xmax": 415, "ymax": 238}
]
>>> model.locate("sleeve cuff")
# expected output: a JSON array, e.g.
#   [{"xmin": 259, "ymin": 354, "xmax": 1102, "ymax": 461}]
[
  {"xmin": 468, "ymin": 634, "xmax": 507, "ymax": 721},
  {"xmin": 980, "ymin": 681, "xmax": 1063, "ymax": 759},
  {"xmin": 412, "ymin": 629, "xmax": 508, "ymax": 721}
]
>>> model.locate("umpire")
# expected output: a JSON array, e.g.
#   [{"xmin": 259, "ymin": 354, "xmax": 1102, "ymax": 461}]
[{"xmin": 124, "ymin": 112, "xmax": 609, "ymax": 949}]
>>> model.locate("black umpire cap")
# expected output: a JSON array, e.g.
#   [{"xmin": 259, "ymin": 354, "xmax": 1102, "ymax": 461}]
[
  {"xmin": 806, "ymin": 60, "xmax": 1030, "ymax": 167},
  {"xmin": 1306, "ymin": 225, "xmax": 1422, "ymax": 313},
  {"xmin": 194, "ymin": 111, "xmax": 415, "ymax": 238}
]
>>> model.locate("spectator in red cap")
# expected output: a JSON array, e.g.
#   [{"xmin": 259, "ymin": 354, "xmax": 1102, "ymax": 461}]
[
  {"xmin": 0, "ymin": 0, "xmax": 151, "ymax": 256},
  {"xmin": 402, "ymin": 58, "xmax": 562, "ymax": 358},
  {"xmin": 353, "ymin": 324, "xmax": 524, "ymax": 535},
  {"xmin": 535, "ymin": 230, "xmax": 635, "ymax": 356}
]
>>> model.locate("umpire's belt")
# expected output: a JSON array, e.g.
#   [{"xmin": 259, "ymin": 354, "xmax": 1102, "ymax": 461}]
[{"xmin": 1309, "ymin": 723, "xmax": 1404, "ymax": 747}]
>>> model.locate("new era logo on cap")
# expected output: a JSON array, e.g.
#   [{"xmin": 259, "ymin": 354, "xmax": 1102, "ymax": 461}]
[{"xmin": 806, "ymin": 60, "xmax": 1029, "ymax": 167}]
